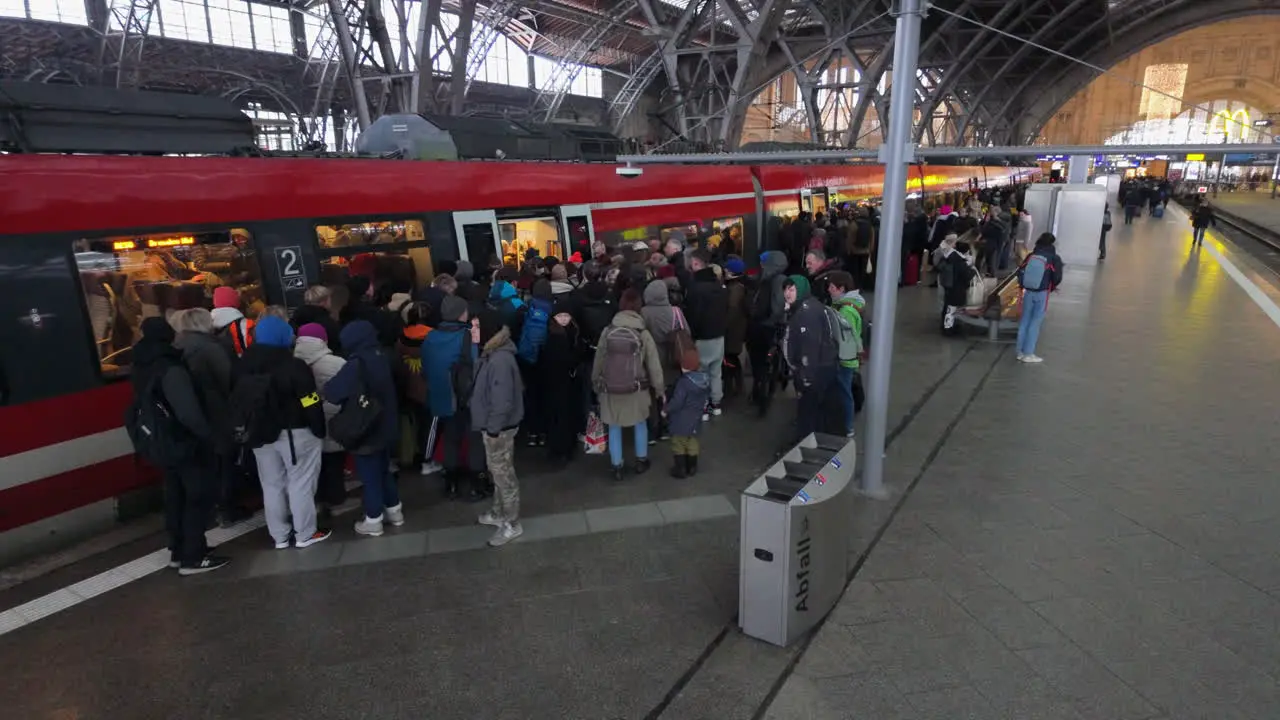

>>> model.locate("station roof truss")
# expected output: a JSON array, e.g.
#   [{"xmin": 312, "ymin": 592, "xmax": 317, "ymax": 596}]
[{"xmin": 0, "ymin": 0, "xmax": 1269, "ymax": 149}]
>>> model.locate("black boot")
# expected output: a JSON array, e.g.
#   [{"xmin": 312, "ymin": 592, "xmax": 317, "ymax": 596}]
[
  {"xmin": 444, "ymin": 471, "xmax": 459, "ymax": 500},
  {"xmin": 669, "ymin": 455, "xmax": 687, "ymax": 478},
  {"xmin": 611, "ymin": 465, "xmax": 625, "ymax": 482},
  {"xmin": 687, "ymin": 454, "xmax": 699, "ymax": 476},
  {"xmin": 465, "ymin": 472, "xmax": 492, "ymax": 503},
  {"xmin": 633, "ymin": 457, "xmax": 651, "ymax": 475}
]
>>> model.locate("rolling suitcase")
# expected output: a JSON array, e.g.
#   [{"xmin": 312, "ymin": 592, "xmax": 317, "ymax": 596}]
[
  {"xmin": 1152, "ymin": 205, "xmax": 1165, "ymax": 219},
  {"xmin": 903, "ymin": 253, "xmax": 921, "ymax": 286}
]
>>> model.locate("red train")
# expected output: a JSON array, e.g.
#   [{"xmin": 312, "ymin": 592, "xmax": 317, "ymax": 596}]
[{"xmin": 0, "ymin": 154, "xmax": 1035, "ymax": 558}]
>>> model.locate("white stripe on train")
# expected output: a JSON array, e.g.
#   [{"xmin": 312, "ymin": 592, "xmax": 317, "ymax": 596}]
[{"xmin": 1, "ymin": 428, "xmax": 132, "ymax": 493}]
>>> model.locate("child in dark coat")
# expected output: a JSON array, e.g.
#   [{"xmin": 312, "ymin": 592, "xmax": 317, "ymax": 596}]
[{"xmin": 664, "ymin": 347, "xmax": 711, "ymax": 478}]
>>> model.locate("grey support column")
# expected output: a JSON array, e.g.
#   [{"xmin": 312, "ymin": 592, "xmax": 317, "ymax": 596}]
[{"xmin": 860, "ymin": 0, "xmax": 925, "ymax": 499}]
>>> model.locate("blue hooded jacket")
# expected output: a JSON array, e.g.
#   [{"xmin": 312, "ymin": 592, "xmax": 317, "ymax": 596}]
[
  {"xmin": 421, "ymin": 320, "xmax": 471, "ymax": 418},
  {"xmin": 666, "ymin": 369, "xmax": 710, "ymax": 437},
  {"xmin": 322, "ymin": 320, "xmax": 399, "ymax": 452},
  {"xmin": 488, "ymin": 280, "xmax": 526, "ymax": 340}
]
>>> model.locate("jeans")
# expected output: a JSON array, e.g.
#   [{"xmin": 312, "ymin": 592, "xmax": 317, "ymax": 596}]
[
  {"xmin": 695, "ymin": 337, "xmax": 725, "ymax": 404},
  {"xmin": 354, "ymin": 449, "xmax": 400, "ymax": 521},
  {"xmin": 164, "ymin": 461, "xmax": 213, "ymax": 566},
  {"xmin": 1017, "ymin": 290, "xmax": 1049, "ymax": 357},
  {"xmin": 608, "ymin": 422, "xmax": 648, "ymax": 466},
  {"xmin": 254, "ymin": 429, "xmax": 323, "ymax": 545},
  {"xmin": 835, "ymin": 365, "xmax": 856, "ymax": 434},
  {"xmin": 1193, "ymin": 226, "xmax": 1207, "ymax": 244}
]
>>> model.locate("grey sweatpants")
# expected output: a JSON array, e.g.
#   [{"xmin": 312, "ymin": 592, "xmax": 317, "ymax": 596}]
[{"xmin": 254, "ymin": 428, "xmax": 323, "ymax": 544}]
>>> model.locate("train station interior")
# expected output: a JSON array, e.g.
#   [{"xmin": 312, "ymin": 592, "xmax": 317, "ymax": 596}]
[{"xmin": 4, "ymin": 1, "xmax": 1280, "ymax": 719}]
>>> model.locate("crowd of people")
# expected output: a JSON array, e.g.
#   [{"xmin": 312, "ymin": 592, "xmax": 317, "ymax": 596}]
[{"xmin": 124, "ymin": 226, "xmax": 875, "ymax": 575}]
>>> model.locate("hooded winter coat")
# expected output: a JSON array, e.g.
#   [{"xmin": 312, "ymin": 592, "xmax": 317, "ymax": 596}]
[
  {"xmin": 591, "ymin": 310, "xmax": 664, "ymax": 428},
  {"xmin": 211, "ymin": 306, "xmax": 254, "ymax": 357},
  {"xmin": 420, "ymin": 320, "xmax": 471, "ymax": 418},
  {"xmin": 783, "ymin": 280, "xmax": 838, "ymax": 391},
  {"xmin": 293, "ymin": 335, "xmax": 348, "ymax": 452},
  {"xmin": 322, "ymin": 320, "xmax": 400, "ymax": 453},
  {"xmin": 751, "ymin": 251, "xmax": 790, "ymax": 328},
  {"xmin": 395, "ymin": 324, "xmax": 430, "ymax": 407},
  {"xmin": 723, "ymin": 275, "xmax": 749, "ymax": 356},
  {"xmin": 174, "ymin": 330, "xmax": 233, "ymax": 452},
  {"xmin": 468, "ymin": 326, "xmax": 525, "ymax": 435},
  {"xmin": 665, "ymin": 369, "xmax": 710, "ymax": 437},
  {"xmin": 574, "ymin": 281, "xmax": 615, "ymax": 349},
  {"xmin": 131, "ymin": 335, "xmax": 212, "ymax": 463},
  {"xmin": 488, "ymin": 280, "xmax": 526, "ymax": 342},
  {"xmin": 683, "ymin": 267, "xmax": 730, "ymax": 340},
  {"xmin": 640, "ymin": 279, "xmax": 685, "ymax": 385}
]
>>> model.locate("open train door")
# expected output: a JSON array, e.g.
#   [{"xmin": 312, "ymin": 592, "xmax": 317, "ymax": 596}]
[
  {"xmin": 453, "ymin": 210, "xmax": 502, "ymax": 271},
  {"xmin": 559, "ymin": 204, "xmax": 594, "ymax": 261}
]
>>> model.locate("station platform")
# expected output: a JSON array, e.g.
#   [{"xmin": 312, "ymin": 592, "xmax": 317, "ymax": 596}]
[
  {"xmin": 3, "ymin": 203, "xmax": 1280, "ymax": 719},
  {"xmin": 1206, "ymin": 190, "xmax": 1280, "ymax": 232}
]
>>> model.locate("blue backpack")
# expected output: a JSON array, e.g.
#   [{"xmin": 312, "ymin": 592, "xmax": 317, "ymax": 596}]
[
  {"xmin": 517, "ymin": 297, "xmax": 552, "ymax": 364},
  {"xmin": 1018, "ymin": 254, "xmax": 1055, "ymax": 292}
]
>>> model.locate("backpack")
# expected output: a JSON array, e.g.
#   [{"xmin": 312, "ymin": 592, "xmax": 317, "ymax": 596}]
[
  {"xmin": 517, "ymin": 297, "xmax": 552, "ymax": 364},
  {"xmin": 124, "ymin": 368, "xmax": 195, "ymax": 467},
  {"xmin": 450, "ymin": 333, "xmax": 475, "ymax": 410},
  {"xmin": 823, "ymin": 307, "xmax": 859, "ymax": 363},
  {"xmin": 1018, "ymin": 253, "xmax": 1055, "ymax": 292},
  {"xmin": 228, "ymin": 372, "xmax": 280, "ymax": 448},
  {"xmin": 218, "ymin": 318, "xmax": 254, "ymax": 358},
  {"xmin": 329, "ymin": 359, "xmax": 384, "ymax": 452},
  {"xmin": 601, "ymin": 326, "xmax": 649, "ymax": 394}
]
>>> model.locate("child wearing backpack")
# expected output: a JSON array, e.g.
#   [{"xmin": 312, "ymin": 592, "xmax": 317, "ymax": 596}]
[
  {"xmin": 665, "ymin": 347, "xmax": 710, "ymax": 478},
  {"xmin": 824, "ymin": 271, "xmax": 865, "ymax": 438},
  {"xmin": 592, "ymin": 289, "xmax": 664, "ymax": 482},
  {"xmin": 1015, "ymin": 232, "xmax": 1064, "ymax": 364}
]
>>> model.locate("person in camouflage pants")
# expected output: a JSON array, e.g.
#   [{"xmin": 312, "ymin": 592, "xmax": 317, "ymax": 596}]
[{"xmin": 468, "ymin": 311, "xmax": 525, "ymax": 547}]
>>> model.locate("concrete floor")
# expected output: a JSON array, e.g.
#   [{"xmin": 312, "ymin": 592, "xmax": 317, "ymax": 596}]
[{"xmin": 3, "ymin": 204, "xmax": 1280, "ymax": 719}]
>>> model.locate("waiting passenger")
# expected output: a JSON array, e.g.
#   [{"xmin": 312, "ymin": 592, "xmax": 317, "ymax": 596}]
[
  {"xmin": 782, "ymin": 275, "xmax": 841, "ymax": 442},
  {"xmin": 825, "ymin": 271, "xmax": 865, "ymax": 438},
  {"xmin": 593, "ymin": 288, "xmax": 664, "ymax": 481},
  {"xmin": 395, "ymin": 303, "xmax": 436, "ymax": 475},
  {"xmin": 293, "ymin": 323, "xmax": 350, "ymax": 519},
  {"xmin": 172, "ymin": 308, "xmax": 245, "ymax": 527},
  {"xmin": 936, "ymin": 235, "xmax": 975, "ymax": 336},
  {"xmin": 665, "ymin": 347, "xmax": 710, "ymax": 478},
  {"xmin": 517, "ymin": 279, "xmax": 554, "ymax": 447},
  {"xmin": 641, "ymin": 278, "xmax": 687, "ymax": 439},
  {"xmin": 454, "ymin": 261, "xmax": 487, "ymax": 318},
  {"xmin": 468, "ymin": 310, "xmax": 525, "ymax": 546},
  {"xmin": 291, "ymin": 285, "xmax": 342, "ymax": 354},
  {"xmin": 422, "ymin": 296, "xmax": 489, "ymax": 501},
  {"xmin": 541, "ymin": 297, "xmax": 588, "ymax": 463},
  {"xmin": 232, "ymin": 316, "xmax": 330, "ymax": 550},
  {"xmin": 721, "ymin": 257, "xmax": 749, "ymax": 398},
  {"xmin": 127, "ymin": 316, "xmax": 229, "ymax": 575},
  {"xmin": 684, "ymin": 249, "xmax": 729, "ymax": 419},
  {"xmin": 324, "ymin": 320, "xmax": 404, "ymax": 536},
  {"xmin": 1015, "ymin": 233, "xmax": 1064, "ymax": 364},
  {"xmin": 212, "ymin": 286, "xmax": 254, "ymax": 358},
  {"xmin": 487, "ymin": 277, "xmax": 526, "ymax": 342},
  {"xmin": 746, "ymin": 250, "xmax": 790, "ymax": 414}
]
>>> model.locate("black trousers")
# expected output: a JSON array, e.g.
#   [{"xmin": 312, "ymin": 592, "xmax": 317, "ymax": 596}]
[
  {"xmin": 216, "ymin": 450, "xmax": 249, "ymax": 514},
  {"xmin": 795, "ymin": 369, "xmax": 840, "ymax": 444},
  {"xmin": 165, "ymin": 461, "xmax": 213, "ymax": 566},
  {"xmin": 441, "ymin": 407, "xmax": 486, "ymax": 473},
  {"xmin": 317, "ymin": 451, "xmax": 348, "ymax": 506}
]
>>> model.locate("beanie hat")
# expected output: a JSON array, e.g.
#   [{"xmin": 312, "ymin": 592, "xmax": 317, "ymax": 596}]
[
  {"xmin": 254, "ymin": 315, "xmax": 294, "ymax": 348},
  {"xmin": 441, "ymin": 295, "xmax": 468, "ymax": 323},
  {"xmin": 569, "ymin": 251, "xmax": 584, "ymax": 263},
  {"xmin": 680, "ymin": 346, "xmax": 701, "ymax": 373},
  {"xmin": 656, "ymin": 264, "xmax": 676, "ymax": 280},
  {"xmin": 298, "ymin": 323, "xmax": 328, "ymax": 343},
  {"xmin": 477, "ymin": 309, "xmax": 504, "ymax": 347},
  {"xmin": 724, "ymin": 258, "xmax": 746, "ymax": 277},
  {"xmin": 213, "ymin": 286, "xmax": 240, "ymax": 309},
  {"xmin": 785, "ymin": 274, "xmax": 811, "ymax": 300},
  {"xmin": 141, "ymin": 316, "xmax": 175, "ymax": 343}
]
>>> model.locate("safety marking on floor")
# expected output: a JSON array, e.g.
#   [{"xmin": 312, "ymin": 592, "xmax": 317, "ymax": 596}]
[{"xmin": 1201, "ymin": 241, "xmax": 1280, "ymax": 331}]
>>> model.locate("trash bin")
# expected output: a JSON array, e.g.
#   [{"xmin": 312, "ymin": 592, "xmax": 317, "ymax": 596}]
[{"xmin": 739, "ymin": 432, "xmax": 856, "ymax": 647}]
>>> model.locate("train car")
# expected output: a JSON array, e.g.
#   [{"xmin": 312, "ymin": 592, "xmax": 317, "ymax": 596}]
[{"xmin": 0, "ymin": 154, "xmax": 1036, "ymax": 560}]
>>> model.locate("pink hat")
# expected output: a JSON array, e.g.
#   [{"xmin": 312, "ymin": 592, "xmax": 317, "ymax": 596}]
[
  {"xmin": 213, "ymin": 286, "xmax": 240, "ymax": 309},
  {"xmin": 297, "ymin": 323, "xmax": 328, "ymax": 343},
  {"xmin": 940, "ymin": 205, "xmax": 953, "ymax": 216}
]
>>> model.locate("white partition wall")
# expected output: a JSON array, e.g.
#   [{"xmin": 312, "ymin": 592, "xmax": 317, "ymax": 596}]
[{"xmin": 1022, "ymin": 183, "xmax": 1108, "ymax": 268}]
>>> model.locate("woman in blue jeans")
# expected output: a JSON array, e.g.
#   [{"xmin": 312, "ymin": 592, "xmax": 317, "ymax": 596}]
[
  {"xmin": 1016, "ymin": 233, "xmax": 1064, "ymax": 364},
  {"xmin": 591, "ymin": 289, "xmax": 665, "ymax": 482}
]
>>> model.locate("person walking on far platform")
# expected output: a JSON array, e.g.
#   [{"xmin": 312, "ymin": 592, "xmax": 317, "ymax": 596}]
[
  {"xmin": 1016, "ymin": 233, "xmax": 1064, "ymax": 364},
  {"xmin": 1191, "ymin": 202, "xmax": 1216, "ymax": 247}
]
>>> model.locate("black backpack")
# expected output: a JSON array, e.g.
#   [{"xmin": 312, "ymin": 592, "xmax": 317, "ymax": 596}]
[
  {"xmin": 329, "ymin": 358, "xmax": 384, "ymax": 452},
  {"xmin": 228, "ymin": 372, "xmax": 281, "ymax": 448},
  {"xmin": 124, "ymin": 369, "xmax": 195, "ymax": 467}
]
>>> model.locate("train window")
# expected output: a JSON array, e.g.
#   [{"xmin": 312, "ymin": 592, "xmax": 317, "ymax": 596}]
[
  {"xmin": 709, "ymin": 217, "xmax": 744, "ymax": 253},
  {"xmin": 72, "ymin": 229, "xmax": 264, "ymax": 378},
  {"xmin": 315, "ymin": 219, "xmax": 433, "ymax": 293},
  {"xmin": 499, "ymin": 217, "xmax": 561, "ymax": 266},
  {"xmin": 315, "ymin": 219, "xmax": 426, "ymax": 248},
  {"xmin": 565, "ymin": 216, "xmax": 591, "ymax": 260},
  {"xmin": 660, "ymin": 223, "xmax": 700, "ymax": 245}
]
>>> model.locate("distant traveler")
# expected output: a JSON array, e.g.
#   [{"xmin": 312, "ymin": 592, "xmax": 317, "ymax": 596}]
[
  {"xmin": 211, "ymin": 286, "xmax": 254, "ymax": 357},
  {"xmin": 1099, "ymin": 205, "xmax": 1113, "ymax": 261},
  {"xmin": 324, "ymin": 319, "xmax": 404, "ymax": 537},
  {"xmin": 593, "ymin": 288, "xmax": 664, "ymax": 481},
  {"xmin": 126, "ymin": 317, "xmax": 229, "ymax": 575},
  {"xmin": 232, "ymin": 316, "xmax": 330, "ymax": 550},
  {"xmin": 1191, "ymin": 202, "xmax": 1216, "ymax": 247},
  {"xmin": 1016, "ymin": 233, "xmax": 1065, "ymax": 364},
  {"xmin": 469, "ymin": 310, "xmax": 526, "ymax": 546}
]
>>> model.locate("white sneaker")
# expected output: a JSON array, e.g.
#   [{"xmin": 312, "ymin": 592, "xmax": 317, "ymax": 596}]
[
  {"xmin": 273, "ymin": 538, "xmax": 291, "ymax": 550},
  {"xmin": 1016, "ymin": 353, "xmax": 1026, "ymax": 362},
  {"xmin": 701, "ymin": 412, "xmax": 710, "ymax": 422},
  {"xmin": 710, "ymin": 404, "xmax": 722, "ymax": 416},
  {"xmin": 420, "ymin": 461, "xmax": 443, "ymax": 475},
  {"xmin": 477, "ymin": 511, "xmax": 503, "ymax": 527},
  {"xmin": 355, "ymin": 516, "xmax": 384, "ymax": 537},
  {"xmin": 388, "ymin": 461, "xmax": 400, "ymax": 474},
  {"xmin": 1022, "ymin": 354, "xmax": 1044, "ymax": 364},
  {"xmin": 295, "ymin": 529, "xmax": 332, "ymax": 548},
  {"xmin": 384, "ymin": 503, "xmax": 405, "ymax": 526},
  {"xmin": 488, "ymin": 522, "xmax": 523, "ymax": 547}
]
